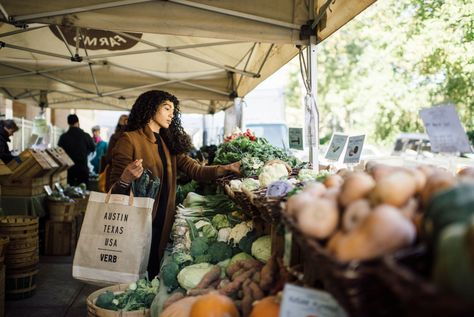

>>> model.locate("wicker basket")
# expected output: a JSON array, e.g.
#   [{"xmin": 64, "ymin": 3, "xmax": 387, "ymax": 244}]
[
  {"xmin": 281, "ymin": 211, "xmax": 400, "ymax": 317},
  {"xmin": 87, "ymin": 284, "xmax": 150, "ymax": 317},
  {"xmin": 379, "ymin": 246, "xmax": 474, "ymax": 317}
]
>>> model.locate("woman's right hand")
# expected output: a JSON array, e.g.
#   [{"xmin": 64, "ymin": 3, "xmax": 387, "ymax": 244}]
[{"xmin": 120, "ymin": 159, "xmax": 143, "ymax": 184}]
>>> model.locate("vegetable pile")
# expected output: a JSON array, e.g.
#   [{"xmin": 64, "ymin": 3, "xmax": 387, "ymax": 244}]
[
  {"xmin": 214, "ymin": 128, "xmax": 300, "ymax": 177},
  {"xmin": 95, "ymin": 278, "xmax": 160, "ymax": 311}
]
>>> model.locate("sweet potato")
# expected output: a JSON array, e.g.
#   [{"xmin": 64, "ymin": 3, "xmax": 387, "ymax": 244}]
[
  {"xmin": 219, "ymin": 269, "xmax": 256, "ymax": 296},
  {"xmin": 260, "ymin": 254, "xmax": 277, "ymax": 291},
  {"xmin": 195, "ymin": 265, "xmax": 221, "ymax": 289},
  {"xmin": 163, "ymin": 292, "xmax": 185, "ymax": 310}
]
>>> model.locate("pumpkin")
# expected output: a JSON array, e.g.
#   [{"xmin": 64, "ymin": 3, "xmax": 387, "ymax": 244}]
[
  {"xmin": 249, "ymin": 296, "xmax": 280, "ymax": 317},
  {"xmin": 190, "ymin": 292, "xmax": 239, "ymax": 317},
  {"xmin": 161, "ymin": 296, "xmax": 200, "ymax": 317}
]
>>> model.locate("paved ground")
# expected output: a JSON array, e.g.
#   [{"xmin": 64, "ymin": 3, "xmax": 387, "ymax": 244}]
[{"xmin": 4, "ymin": 256, "xmax": 101, "ymax": 317}]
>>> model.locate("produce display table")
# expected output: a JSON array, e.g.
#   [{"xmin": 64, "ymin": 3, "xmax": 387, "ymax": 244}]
[{"xmin": 0, "ymin": 194, "xmax": 47, "ymax": 217}]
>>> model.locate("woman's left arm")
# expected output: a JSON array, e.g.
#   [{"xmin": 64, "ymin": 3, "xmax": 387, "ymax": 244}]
[{"xmin": 177, "ymin": 154, "xmax": 240, "ymax": 181}]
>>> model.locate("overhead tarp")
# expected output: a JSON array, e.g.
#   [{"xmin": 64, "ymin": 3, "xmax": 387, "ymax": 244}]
[{"xmin": 0, "ymin": 0, "xmax": 376, "ymax": 113}]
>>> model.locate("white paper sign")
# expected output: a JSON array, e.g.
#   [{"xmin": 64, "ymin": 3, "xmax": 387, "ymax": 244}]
[
  {"xmin": 419, "ymin": 104, "xmax": 472, "ymax": 153},
  {"xmin": 325, "ymin": 133, "xmax": 348, "ymax": 161},
  {"xmin": 343, "ymin": 135, "xmax": 365, "ymax": 164},
  {"xmin": 280, "ymin": 284, "xmax": 347, "ymax": 317}
]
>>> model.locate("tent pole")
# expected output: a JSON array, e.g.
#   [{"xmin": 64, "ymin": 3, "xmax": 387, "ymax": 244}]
[
  {"xmin": 12, "ymin": 0, "xmax": 155, "ymax": 22},
  {"xmin": 114, "ymin": 31, "xmax": 259, "ymax": 78},
  {"xmin": 0, "ymin": 4, "xmax": 9, "ymax": 21},
  {"xmin": 0, "ymin": 41, "xmax": 72, "ymax": 60},
  {"xmin": 169, "ymin": 0, "xmax": 300, "ymax": 30},
  {"xmin": 0, "ymin": 26, "xmax": 47, "ymax": 38},
  {"xmin": 307, "ymin": 1, "xmax": 319, "ymax": 171},
  {"xmin": 0, "ymin": 63, "xmax": 89, "ymax": 80}
]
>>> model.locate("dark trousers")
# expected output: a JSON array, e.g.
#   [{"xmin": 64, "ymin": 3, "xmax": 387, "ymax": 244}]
[
  {"xmin": 147, "ymin": 224, "xmax": 162, "ymax": 279},
  {"xmin": 67, "ymin": 164, "xmax": 90, "ymax": 187}
]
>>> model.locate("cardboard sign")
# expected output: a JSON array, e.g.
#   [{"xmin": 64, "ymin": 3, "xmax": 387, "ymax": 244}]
[
  {"xmin": 325, "ymin": 133, "xmax": 348, "ymax": 161},
  {"xmin": 43, "ymin": 185, "xmax": 53, "ymax": 196},
  {"xmin": 280, "ymin": 284, "xmax": 348, "ymax": 317},
  {"xmin": 289, "ymin": 128, "xmax": 304, "ymax": 150},
  {"xmin": 419, "ymin": 104, "xmax": 472, "ymax": 153},
  {"xmin": 343, "ymin": 135, "xmax": 365, "ymax": 164}
]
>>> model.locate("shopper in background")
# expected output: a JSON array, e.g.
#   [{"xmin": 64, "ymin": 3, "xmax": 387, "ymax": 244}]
[
  {"xmin": 58, "ymin": 114, "xmax": 95, "ymax": 187},
  {"xmin": 110, "ymin": 90, "xmax": 240, "ymax": 278},
  {"xmin": 0, "ymin": 119, "xmax": 19, "ymax": 163},
  {"xmin": 101, "ymin": 114, "xmax": 128, "ymax": 191},
  {"xmin": 90, "ymin": 125, "xmax": 108, "ymax": 175}
]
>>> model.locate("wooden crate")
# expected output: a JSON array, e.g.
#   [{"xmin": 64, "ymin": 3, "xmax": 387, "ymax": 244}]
[
  {"xmin": 44, "ymin": 220, "xmax": 76, "ymax": 256},
  {"xmin": 0, "ymin": 160, "xmax": 12, "ymax": 179},
  {"xmin": 46, "ymin": 148, "xmax": 73, "ymax": 173},
  {"xmin": 7, "ymin": 149, "xmax": 53, "ymax": 180},
  {"xmin": 0, "ymin": 175, "xmax": 50, "ymax": 196},
  {"xmin": 36, "ymin": 150, "xmax": 60, "ymax": 177},
  {"xmin": 50, "ymin": 170, "xmax": 68, "ymax": 187}
]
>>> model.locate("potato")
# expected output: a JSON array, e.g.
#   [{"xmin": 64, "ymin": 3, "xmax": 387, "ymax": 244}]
[
  {"xmin": 324, "ymin": 174, "xmax": 344, "ymax": 188},
  {"xmin": 406, "ymin": 168, "xmax": 427, "ymax": 194},
  {"xmin": 368, "ymin": 164, "xmax": 398, "ymax": 181},
  {"xmin": 342, "ymin": 199, "xmax": 372, "ymax": 232},
  {"xmin": 286, "ymin": 192, "xmax": 314, "ymax": 217},
  {"xmin": 297, "ymin": 198, "xmax": 339, "ymax": 239},
  {"xmin": 373, "ymin": 171, "xmax": 417, "ymax": 207},
  {"xmin": 339, "ymin": 172, "xmax": 376, "ymax": 207},
  {"xmin": 321, "ymin": 186, "xmax": 341, "ymax": 201},
  {"xmin": 302, "ymin": 181, "xmax": 326, "ymax": 197}
]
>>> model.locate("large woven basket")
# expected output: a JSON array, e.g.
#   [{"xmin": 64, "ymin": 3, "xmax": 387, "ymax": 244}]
[
  {"xmin": 281, "ymin": 211, "xmax": 400, "ymax": 317},
  {"xmin": 379, "ymin": 246, "xmax": 474, "ymax": 317}
]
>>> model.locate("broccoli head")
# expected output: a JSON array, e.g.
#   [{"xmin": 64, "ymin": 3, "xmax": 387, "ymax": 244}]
[
  {"xmin": 194, "ymin": 253, "xmax": 212, "ymax": 263},
  {"xmin": 190, "ymin": 237, "xmax": 209, "ymax": 257},
  {"xmin": 208, "ymin": 241, "xmax": 233, "ymax": 264},
  {"xmin": 161, "ymin": 262, "xmax": 180, "ymax": 290}
]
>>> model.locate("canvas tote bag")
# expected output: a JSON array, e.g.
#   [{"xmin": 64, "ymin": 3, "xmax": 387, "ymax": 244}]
[{"xmin": 73, "ymin": 190, "xmax": 153, "ymax": 285}]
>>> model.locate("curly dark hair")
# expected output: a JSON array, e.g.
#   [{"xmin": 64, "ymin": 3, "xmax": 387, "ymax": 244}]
[{"xmin": 126, "ymin": 90, "xmax": 192, "ymax": 155}]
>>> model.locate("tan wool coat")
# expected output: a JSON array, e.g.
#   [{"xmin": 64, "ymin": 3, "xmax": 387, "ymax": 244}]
[{"xmin": 110, "ymin": 125, "xmax": 219, "ymax": 262}]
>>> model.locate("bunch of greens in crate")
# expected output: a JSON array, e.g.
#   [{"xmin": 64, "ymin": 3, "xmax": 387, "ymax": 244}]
[
  {"xmin": 214, "ymin": 133, "xmax": 300, "ymax": 177},
  {"xmin": 95, "ymin": 278, "xmax": 159, "ymax": 311},
  {"xmin": 47, "ymin": 190, "xmax": 74, "ymax": 202}
]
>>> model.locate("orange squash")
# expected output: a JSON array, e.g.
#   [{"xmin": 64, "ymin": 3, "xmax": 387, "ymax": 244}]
[
  {"xmin": 190, "ymin": 292, "xmax": 239, "ymax": 317},
  {"xmin": 161, "ymin": 296, "xmax": 199, "ymax": 317},
  {"xmin": 249, "ymin": 296, "xmax": 280, "ymax": 317}
]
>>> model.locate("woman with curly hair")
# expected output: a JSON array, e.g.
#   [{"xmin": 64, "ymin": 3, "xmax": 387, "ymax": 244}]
[{"xmin": 110, "ymin": 90, "xmax": 240, "ymax": 278}]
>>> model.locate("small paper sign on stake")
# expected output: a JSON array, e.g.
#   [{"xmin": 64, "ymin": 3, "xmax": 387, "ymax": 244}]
[
  {"xmin": 343, "ymin": 135, "xmax": 365, "ymax": 164},
  {"xmin": 325, "ymin": 133, "xmax": 349, "ymax": 161},
  {"xmin": 419, "ymin": 104, "xmax": 472, "ymax": 153},
  {"xmin": 280, "ymin": 284, "xmax": 348, "ymax": 317},
  {"xmin": 289, "ymin": 128, "xmax": 304, "ymax": 150}
]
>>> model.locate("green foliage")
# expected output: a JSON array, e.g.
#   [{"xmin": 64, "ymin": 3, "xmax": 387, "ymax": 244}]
[{"xmin": 315, "ymin": 0, "xmax": 474, "ymax": 144}]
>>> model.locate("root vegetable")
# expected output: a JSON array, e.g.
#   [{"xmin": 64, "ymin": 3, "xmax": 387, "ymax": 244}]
[
  {"xmin": 303, "ymin": 182, "xmax": 327, "ymax": 196},
  {"xmin": 226, "ymin": 259, "xmax": 262, "ymax": 278},
  {"xmin": 163, "ymin": 292, "xmax": 185, "ymax": 310},
  {"xmin": 195, "ymin": 265, "xmax": 221, "ymax": 289},
  {"xmin": 331, "ymin": 204, "xmax": 416, "ymax": 261},
  {"xmin": 421, "ymin": 172, "xmax": 456, "ymax": 207},
  {"xmin": 399, "ymin": 197, "xmax": 418, "ymax": 220},
  {"xmin": 342, "ymin": 199, "xmax": 371, "ymax": 232},
  {"xmin": 339, "ymin": 172, "xmax": 376, "ymax": 207},
  {"xmin": 373, "ymin": 171, "xmax": 417, "ymax": 207},
  {"xmin": 324, "ymin": 174, "xmax": 344, "ymax": 188},
  {"xmin": 249, "ymin": 281, "xmax": 264, "ymax": 301},
  {"xmin": 406, "ymin": 168, "xmax": 427, "ymax": 194},
  {"xmin": 321, "ymin": 186, "xmax": 341, "ymax": 201},
  {"xmin": 220, "ymin": 269, "xmax": 256, "ymax": 296},
  {"xmin": 297, "ymin": 198, "xmax": 339, "ymax": 239},
  {"xmin": 259, "ymin": 255, "xmax": 277, "ymax": 291},
  {"xmin": 241, "ymin": 280, "xmax": 254, "ymax": 317},
  {"xmin": 188, "ymin": 288, "xmax": 215, "ymax": 296}
]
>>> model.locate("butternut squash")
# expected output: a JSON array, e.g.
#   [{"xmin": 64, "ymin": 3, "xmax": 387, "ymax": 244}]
[
  {"xmin": 339, "ymin": 172, "xmax": 375, "ymax": 207},
  {"xmin": 297, "ymin": 198, "xmax": 339, "ymax": 239},
  {"xmin": 330, "ymin": 204, "xmax": 416, "ymax": 261},
  {"xmin": 342, "ymin": 199, "xmax": 371, "ymax": 232},
  {"xmin": 372, "ymin": 171, "xmax": 417, "ymax": 207}
]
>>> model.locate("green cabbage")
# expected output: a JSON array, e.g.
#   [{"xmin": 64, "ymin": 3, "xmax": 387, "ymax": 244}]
[
  {"xmin": 177, "ymin": 263, "xmax": 215, "ymax": 290},
  {"xmin": 251, "ymin": 235, "xmax": 272, "ymax": 263},
  {"xmin": 229, "ymin": 252, "xmax": 255, "ymax": 267}
]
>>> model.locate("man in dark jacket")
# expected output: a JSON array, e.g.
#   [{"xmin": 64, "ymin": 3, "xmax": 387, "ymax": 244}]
[
  {"xmin": 58, "ymin": 114, "xmax": 95, "ymax": 186},
  {"xmin": 0, "ymin": 119, "xmax": 19, "ymax": 163}
]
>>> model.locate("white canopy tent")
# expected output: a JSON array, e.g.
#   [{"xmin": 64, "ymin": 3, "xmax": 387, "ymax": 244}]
[{"xmin": 0, "ymin": 0, "xmax": 375, "ymax": 114}]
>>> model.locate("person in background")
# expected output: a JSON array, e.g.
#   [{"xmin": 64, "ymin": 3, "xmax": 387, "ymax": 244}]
[
  {"xmin": 0, "ymin": 119, "xmax": 19, "ymax": 163},
  {"xmin": 102, "ymin": 114, "xmax": 128, "ymax": 190},
  {"xmin": 90, "ymin": 125, "xmax": 108, "ymax": 175},
  {"xmin": 58, "ymin": 114, "xmax": 95, "ymax": 187},
  {"xmin": 110, "ymin": 90, "xmax": 240, "ymax": 278}
]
